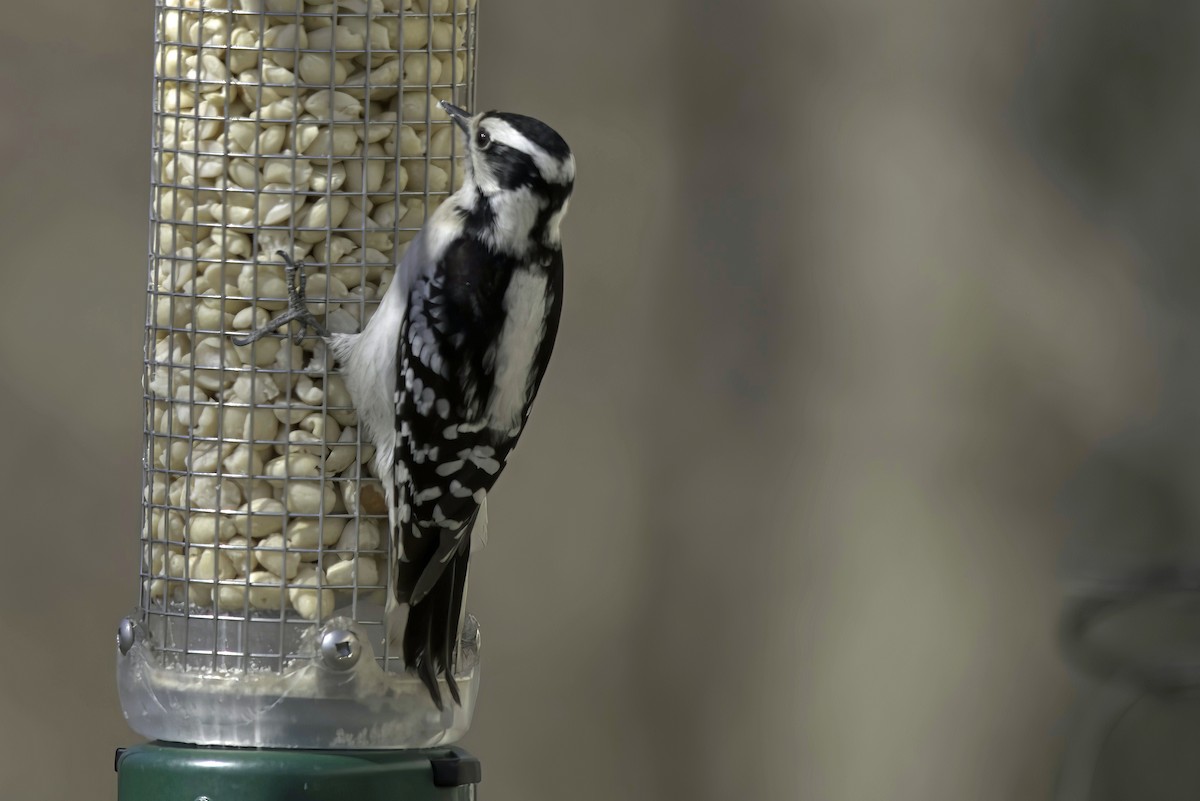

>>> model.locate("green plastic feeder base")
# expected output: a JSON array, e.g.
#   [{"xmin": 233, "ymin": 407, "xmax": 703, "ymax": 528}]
[{"xmin": 115, "ymin": 742, "xmax": 480, "ymax": 800}]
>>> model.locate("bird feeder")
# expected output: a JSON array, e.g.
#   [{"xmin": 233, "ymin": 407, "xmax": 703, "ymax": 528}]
[{"xmin": 116, "ymin": 0, "xmax": 481, "ymax": 796}]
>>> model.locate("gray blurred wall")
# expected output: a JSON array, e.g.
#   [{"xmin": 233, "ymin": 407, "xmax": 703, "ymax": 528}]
[{"xmin": 0, "ymin": 1, "xmax": 1161, "ymax": 799}]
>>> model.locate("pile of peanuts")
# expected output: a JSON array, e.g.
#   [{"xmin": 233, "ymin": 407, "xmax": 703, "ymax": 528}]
[{"xmin": 142, "ymin": 0, "xmax": 473, "ymax": 620}]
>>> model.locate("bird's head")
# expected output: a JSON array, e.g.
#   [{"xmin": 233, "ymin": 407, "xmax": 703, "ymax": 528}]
[{"xmin": 440, "ymin": 101, "xmax": 574, "ymax": 248}]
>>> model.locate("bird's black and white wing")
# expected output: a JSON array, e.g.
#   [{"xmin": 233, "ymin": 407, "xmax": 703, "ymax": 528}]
[{"xmin": 391, "ymin": 234, "xmax": 564, "ymax": 708}]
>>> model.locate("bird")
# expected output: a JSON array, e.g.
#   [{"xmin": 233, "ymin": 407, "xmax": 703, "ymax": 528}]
[{"xmin": 234, "ymin": 101, "xmax": 575, "ymax": 708}]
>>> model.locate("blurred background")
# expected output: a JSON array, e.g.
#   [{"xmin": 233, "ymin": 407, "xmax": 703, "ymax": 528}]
[{"xmin": 1, "ymin": 0, "xmax": 1190, "ymax": 798}]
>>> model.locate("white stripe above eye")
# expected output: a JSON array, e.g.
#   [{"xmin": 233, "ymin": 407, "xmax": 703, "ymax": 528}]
[{"xmin": 482, "ymin": 118, "xmax": 575, "ymax": 185}]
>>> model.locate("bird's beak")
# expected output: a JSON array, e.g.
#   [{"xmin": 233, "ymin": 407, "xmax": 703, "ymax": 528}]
[{"xmin": 440, "ymin": 101, "xmax": 472, "ymax": 135}]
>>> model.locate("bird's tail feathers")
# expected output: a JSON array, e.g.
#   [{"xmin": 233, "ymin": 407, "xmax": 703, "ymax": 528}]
[{"xmin": 402, "ymin": 544, "xmax": 469, "ymax": 709}]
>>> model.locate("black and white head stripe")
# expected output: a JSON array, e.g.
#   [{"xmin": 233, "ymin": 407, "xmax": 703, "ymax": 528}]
[{"xmin": 473, "ymin": 111, "xmax": 575, "ymax": 189}]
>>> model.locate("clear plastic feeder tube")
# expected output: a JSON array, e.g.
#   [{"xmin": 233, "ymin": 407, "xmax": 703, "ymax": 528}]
[{"xmin": 119, "ymin": 0, "xmax": 479, "ymax": 749}]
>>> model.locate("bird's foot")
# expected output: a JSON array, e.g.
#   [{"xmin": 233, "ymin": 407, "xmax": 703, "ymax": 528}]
[{"xmin": 232, "ymin": 251, "xmax": 330, "ymax": 346}]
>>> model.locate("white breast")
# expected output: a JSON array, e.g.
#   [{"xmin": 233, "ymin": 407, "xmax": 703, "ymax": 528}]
[
  {"xmin": 485, "ymin": 270, "xmax": 548, "ymax": 434},
  {"xmin": 328, "ymin": 276, "xmax": 406, "ymax": 492}
]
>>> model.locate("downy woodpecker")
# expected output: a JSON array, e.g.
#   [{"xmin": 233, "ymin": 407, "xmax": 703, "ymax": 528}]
[{"xmin": 236, "ymin": 102, "xmax": 574, "ymax": 709}]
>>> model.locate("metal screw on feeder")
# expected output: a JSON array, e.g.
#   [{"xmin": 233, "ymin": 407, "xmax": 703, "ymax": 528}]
[
  {"xmin": 320, "ymin": 626, "xmax": 362, "ymax": 670},
  {"xmin": 117, "ymin": 617, "xmax": 137, "ymax": 656},
  {"xmin": 117, "ymin": 0, "xmax": 483, "ymax": 797}
]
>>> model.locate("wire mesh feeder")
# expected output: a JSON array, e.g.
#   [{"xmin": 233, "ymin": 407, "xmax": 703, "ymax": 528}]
[{"xmin": 118, "ymin": 0, "xmax": 479, "ymax": 750}]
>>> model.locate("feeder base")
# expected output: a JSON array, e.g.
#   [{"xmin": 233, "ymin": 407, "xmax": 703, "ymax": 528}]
[{"xmin": 115, "ymin": 741, "xmax": 480, "ymax": 800}]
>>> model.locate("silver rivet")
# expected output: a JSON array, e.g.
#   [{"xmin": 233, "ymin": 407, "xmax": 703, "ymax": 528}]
[
  {"xmin": 320, "ymin": 628, "xmax": 361, "ymax": 670},
  {"xmin": 117, "ymin": 617, "xmax": 137, "ymax": 655}
]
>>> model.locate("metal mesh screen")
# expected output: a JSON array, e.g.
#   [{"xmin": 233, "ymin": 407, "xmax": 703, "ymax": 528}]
[{"xmin": 140, "ymin": 0, "xmax": 476, "ymax": 674}]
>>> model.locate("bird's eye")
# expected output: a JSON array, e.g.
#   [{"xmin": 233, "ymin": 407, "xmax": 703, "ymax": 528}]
[{"xmin": 475, "ymin": 130, "xmax": 491, "ymax": 148}]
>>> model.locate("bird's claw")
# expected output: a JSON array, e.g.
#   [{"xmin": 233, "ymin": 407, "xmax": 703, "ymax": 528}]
[{"xmin": 231, "ymin": 251, "xmax": 330, "ymax": 347}]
